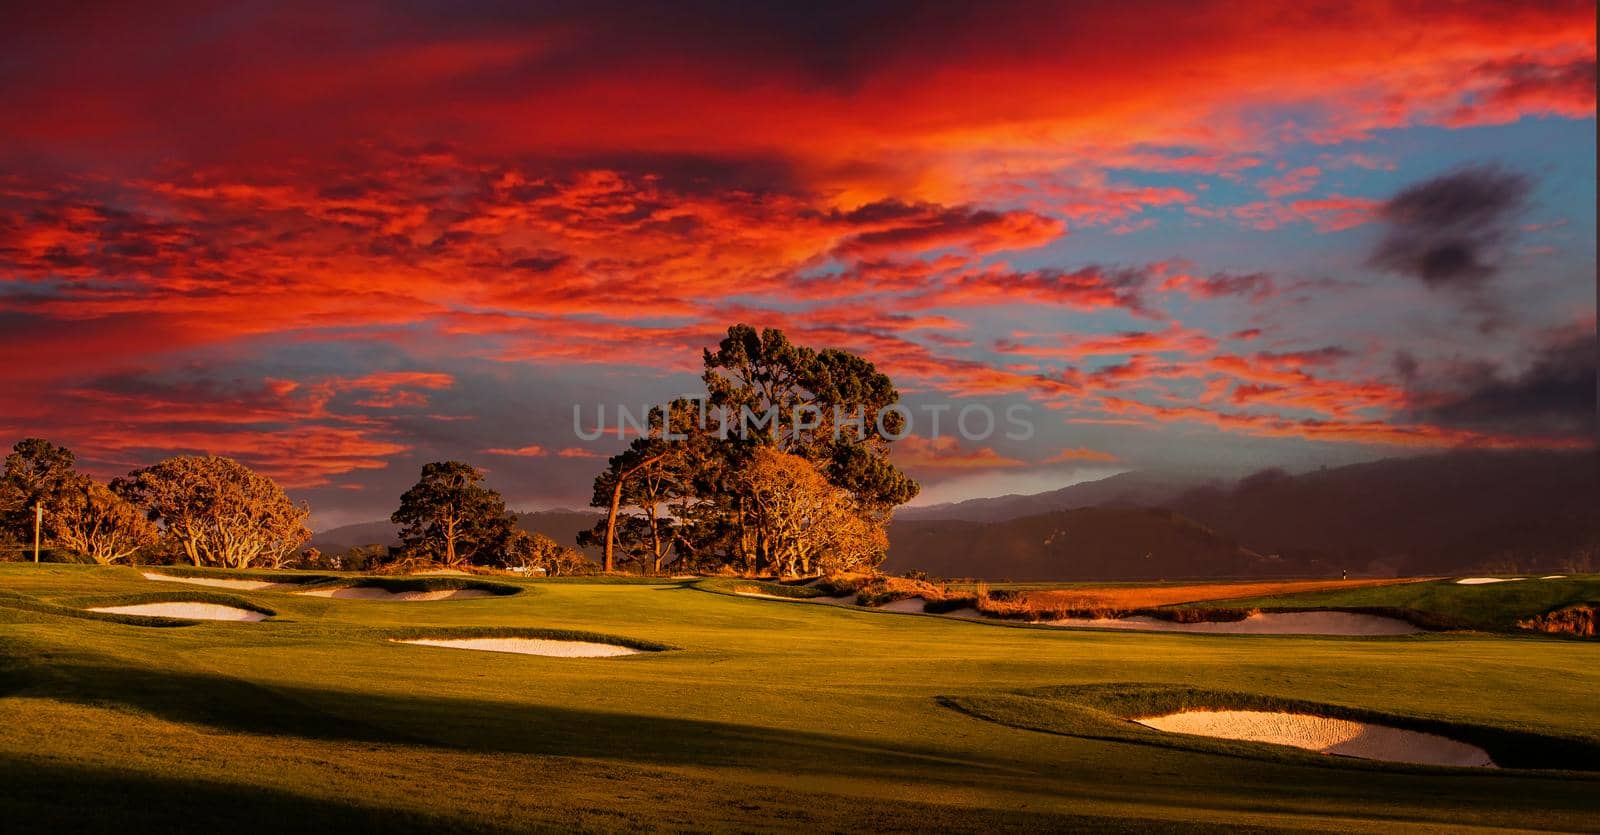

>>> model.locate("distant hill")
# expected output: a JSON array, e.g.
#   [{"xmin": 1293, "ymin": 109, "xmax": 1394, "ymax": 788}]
[
  {"xmin": 886, "ymin": 450, "xmax": 1597, "ymax": 580},
  {"xmin": 312, "ymin": 509, "xmax": 604, "ymax": 556},
  {"xmin": 885, "ymin": 506, "xmax": 1276, "ymax": 580},
  {"xmin": 898, "ymin": 470, "xmax": 1210, "ymax": 522},
  {"xmin": 312, "ymin": 451, "xmax": 1597, "ymax": 579},
  {"xmin": 1168, "ymin": 450, "xmax": 1598, "ymax": 576}
]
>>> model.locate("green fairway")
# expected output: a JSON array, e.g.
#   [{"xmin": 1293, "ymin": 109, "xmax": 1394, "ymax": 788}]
[{"xmin": 2, "ymin": 563, "xmax": 1598, "ymax": 833}]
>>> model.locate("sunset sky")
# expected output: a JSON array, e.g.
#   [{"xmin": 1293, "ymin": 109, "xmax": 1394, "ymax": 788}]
[{"xmin": 2, "ymin": 1, "xmax": 1595, "ymax": 527}]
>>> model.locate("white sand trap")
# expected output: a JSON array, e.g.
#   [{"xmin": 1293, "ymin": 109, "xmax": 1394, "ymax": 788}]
[
  {"xmin": 1455, "ymin": 577, "xmax": 1525, "ymax": 585},
  {"xmin": 1540, "ymin": 575, "xmax": 1566, "ymax": 580},
  {"xmin": 409, "ymin": 568, "xmax": 472, "ymax": 576},
  {"xmin": 89, "ymin": 602, "xmax": 267, "ymax": 621},
  {"xmin": 393, "ymin": 637, "xmax": 640, "ymax": 657},
  {"xmin": 1039, "ymin": 611, "xmax": 1418, "ymax": 636},
  {"xmin": 878, "ymin": 596, "xmax": 930, "ymax": 614},
  {"xmin": 298, "ymin": 586, "xmax": 492, "ymax": 601},
  {"xmin": 1137, "ymin": 710, "xmax": 1494, "ymax": 768},
  {"xmin": 141, "ymin": 571, "xmax": 291, "ymax": 591}
]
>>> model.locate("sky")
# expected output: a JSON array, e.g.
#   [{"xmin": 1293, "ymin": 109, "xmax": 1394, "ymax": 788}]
[{"xmin": 1, "ymin": 1, "xmax": 1595, "ymax": 528}]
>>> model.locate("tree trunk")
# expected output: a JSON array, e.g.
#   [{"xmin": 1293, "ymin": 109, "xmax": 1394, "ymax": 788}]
[
  {"xmin": 604, "ymin": 478, "xmax": 624, "ymax": 573},
  {"xmin": 646, "ymin": 505, "xmax": 662, "ymax": 574},
  {"xmin": 602, "ymin": 454, "xmax": 665, "ymax": 573}
]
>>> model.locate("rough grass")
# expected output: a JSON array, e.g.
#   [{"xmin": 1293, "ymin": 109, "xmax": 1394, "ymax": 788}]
[
  {"xmin": 700, "ymin": 577, "xmax": 828, "ymax": 599},
  {"xmin": 1204, "ymin": 575, "xmax": 1600, "ymax": 635},
  {"xmin": 994, "ymin": 578, "xmax": 1423, "ymax": 612}
]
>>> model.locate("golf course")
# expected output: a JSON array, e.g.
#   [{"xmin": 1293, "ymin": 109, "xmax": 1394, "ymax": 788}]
[{"xmin": 3, "ymin": 563, "xmax": 1598, "ymax": 833}]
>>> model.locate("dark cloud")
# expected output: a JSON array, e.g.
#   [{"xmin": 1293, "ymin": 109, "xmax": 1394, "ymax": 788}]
[
  {"xmin": 1410, "ymin": 329, "xmax": 1596, "ymax": 440},
  {"xmin": 1368, "ymin": 164, "xmax": 1532, "ymax": 288}
]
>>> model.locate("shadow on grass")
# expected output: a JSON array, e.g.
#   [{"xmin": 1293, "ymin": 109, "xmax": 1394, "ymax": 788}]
[
  {"xmin": 4, "ymin": 649, "xmax": 1033, "ymax": 786},
  {"xmin": 0, "ymin": 757, "xmax": 511, "ymax": 835}
]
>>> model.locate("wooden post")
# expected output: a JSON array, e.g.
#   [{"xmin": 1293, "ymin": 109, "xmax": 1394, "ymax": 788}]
[{"xmin": 32, "ymin": 501, "xmax": 42, "ymax": 563}]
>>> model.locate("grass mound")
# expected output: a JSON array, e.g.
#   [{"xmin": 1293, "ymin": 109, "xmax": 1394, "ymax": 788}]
[
  {"xmin": 74, "ymin": 591, "xmax": 278, "ymax": 619},
  {"xmin": 940, "ymin": 683, "xmax": 1600, "ymax": 772},
  {"xmin": 1199, "ymin": 576, "xmax": 1600, "ymax": 634},
  {"xmin": 0, "ymin": 589, "xmax": 274, "ymax": 628},
  {"xmin": 700, "ymin": 578, "xmax": 828, "ymax": 599},
  {"xmin": 318, "ymin": 577, "xmax": 522, "ymax": 596},
  {"xmin": 141, "ymin": 567, "xmax": 336, "ymax": 586}
]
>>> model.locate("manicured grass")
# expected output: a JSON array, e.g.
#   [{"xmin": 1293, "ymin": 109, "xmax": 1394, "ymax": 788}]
[
  {"xmin": 1194, "ymin": 575, "xmax": 1600, "ymax": 632},
  {"xmin": 2, "ymin": 562, "xmax": 1598, "ymax": 832}
]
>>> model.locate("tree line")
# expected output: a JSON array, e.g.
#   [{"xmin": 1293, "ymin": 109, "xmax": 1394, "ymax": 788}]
[
  {"xmin": 2, "ymin": 325, "xmax": 920, "ymax": 578},
  {"xmin": 0, "ymin": 442, "xmax": 590, "ymax": 575}
]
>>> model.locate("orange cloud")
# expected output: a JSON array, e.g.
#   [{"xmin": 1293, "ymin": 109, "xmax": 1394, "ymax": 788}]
[
  {"xmin": 1043, "ymin": 447, "xmax": 1119, "ymax": 464},
  {"xmin": 892, "ymin": 436, "xmax": 1026, "ymax": 470},
  {"xmin": 484, "ymin": 445, "xmax": 549, "ymax": 457}
]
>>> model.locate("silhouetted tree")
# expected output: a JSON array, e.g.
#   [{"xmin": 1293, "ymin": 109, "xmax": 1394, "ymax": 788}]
[
  {"xmin": 2, "ymin": 438, "xmax": 80, "ymax": 551},
  {"xmin": 391, "ymin": 461, "xmax": 512, "ymax": 566}
]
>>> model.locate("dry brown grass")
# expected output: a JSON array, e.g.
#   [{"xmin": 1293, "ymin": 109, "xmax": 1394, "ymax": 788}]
[
  {"xmin": 815, "ymin": 575, "xmax": 1429, "ymax": 621},
  {"xmin": 1003, "ymin": 578, "xmax": 1420, "ymax": 613},
  {"xmin": 1518, "ymin": 605, "xmax": 1597, "ymax": 638}
]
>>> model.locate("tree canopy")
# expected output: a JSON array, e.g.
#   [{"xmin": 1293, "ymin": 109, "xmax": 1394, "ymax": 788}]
[
  {"xmin": 115, "ymin": 455, "xmax": 310, "ymax": 569},
  {"xmin": 2, "ymin": 438, "xmax": 79, "ymax": 546},
  {"xmin": 392, "ymin": 461, "xmax": 514, "ymax": 566},
  {"xmin": 585, "ymin": 324, "xmax": 916, "ymax": 577},
  {"xmin": 51, "ymin": 477, "xmax": 158, "ymax": 564}
]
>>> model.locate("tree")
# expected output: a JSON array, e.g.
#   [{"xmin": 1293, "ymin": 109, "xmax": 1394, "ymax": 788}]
[
  {"xmin": 703, "ymin": 325, "xmax": 919, "ymax": 512},
  {"xmin": 737, "ymin": 447, "xmax": 886, "ymax": 577},
  {"xmin": 49, "ymin": 476, "xmax": 158, "ymax": 565},
  {"xmin": 503, "ymin": 529, "xmax": 595, "ymax": 576},
  {"xmin": 3, "ymin": 438, "xmax": 80, "ymax": 553},
  {"xmin": 115, "ymin": 456, "xmax": 310, "ymax": 569},
  {"xmin": 581, "ymin": 325, "xmax": 921, "ymax": 577},
  {"xmin": 578, "ymin": 514, "xmax": 659, "ymax": 573},
  {"xmin": 391, "ymin": 461, "xmax": 512, "ymax": 566}
]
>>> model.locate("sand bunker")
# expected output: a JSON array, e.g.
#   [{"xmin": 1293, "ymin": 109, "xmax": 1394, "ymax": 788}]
[
  {"xmin": 89, "ymin": 602, "xmax": 267, "ymax": 621},
  {"xmin": 1137, "ymin": 710, "xmax": 1494, "ymax": 767},
  {"xmin": 298, "ymin": 586, "xmax": 492, "ymax": 601},
  {"xmin": 1039, "ymin": 611, "xmax": 1418, "ymax": 636},
  {"xmin": 878, "ymin": 596, "xmax": 931, "ymax": 614},
  {"xmin": 1455, "ymin": 577, "xmax": 1525, "ymax": 585},
  {"xmin": 141, "ymin": 571, "xmax": 291, "ymax": 591},
  {"xmin": 392, "ymin": 638, "xmax": 641, "ymax": 657},
  {"xmin": 1540, "ymin": 575, "xmax": 1567, "ymax": 580}
]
